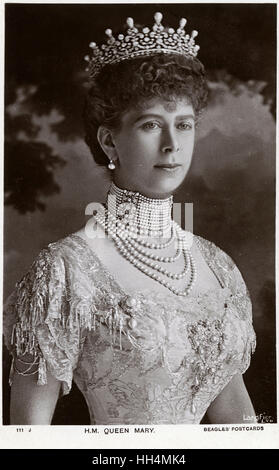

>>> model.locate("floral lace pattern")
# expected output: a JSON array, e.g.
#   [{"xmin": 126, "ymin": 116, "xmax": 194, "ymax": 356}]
[{"xmin": 3, "ymin": 233, "xmax": 256, "ymax": 424}]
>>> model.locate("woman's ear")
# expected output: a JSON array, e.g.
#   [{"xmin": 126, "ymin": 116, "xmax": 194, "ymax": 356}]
[{"xmin": 97, "ymin": 126, "xmax": 117, "ymax": 160}]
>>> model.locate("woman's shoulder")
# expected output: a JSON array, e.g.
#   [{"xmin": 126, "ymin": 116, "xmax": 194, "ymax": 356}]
[
  {"xmin": 44, "ymin": 229, "xmax": 87, "ymax": 257},
  {"xmin": 3, "ymin": 228, "xmax": 97, "ymax": 346},
  {"xmin": 193, "ymin": 233, "xmax": 235, "ymax": 270},
  {"xmin": 192, "ymin": 232, "xmax": 250, "ymax": 296},
  {"xmin": 28, "ymin": 227, "xmax": 96, "ymax": 272},
  {"xmin": 4, "ymin": 228, "xmax": 95, "ymax": 308},
  {"xmin": 4, "ymin": 229, "xmax": 90, "ymax": 396},
  {"xmin": 192, "ymin": 232, "xmax": 254, "ymax": 328}
]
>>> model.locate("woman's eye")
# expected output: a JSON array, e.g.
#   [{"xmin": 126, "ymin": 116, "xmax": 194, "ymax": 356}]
[
  {"xmin": 142, "ymin": 122, "xmax": 161, "ymax": 130},
  {"xmin": 177, "ymin": 121, "xmax": 193, "ymax": 130}
]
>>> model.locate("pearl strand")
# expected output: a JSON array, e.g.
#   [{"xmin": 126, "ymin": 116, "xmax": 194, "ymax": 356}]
[
  {"xmin": 98, "ymin": 211, "xmax": 191, "ymax": 280},
  {"xmin": 118, "ymin": 222, "xmax": 175, "ymax": 249},
  {"xmin": 126, "ymin": 234, "xmax": 183, "ymax": 263},
  {"xmin": 103, "ymin": 210, "xmax": 182, "ymax": 262},
  {"xmin": 94, "ymin": 210, "xmax": 197, "ymax": 296},
  {"xmin": 116, "ymin": 237, "xmax": 192, "ymax": 280}
]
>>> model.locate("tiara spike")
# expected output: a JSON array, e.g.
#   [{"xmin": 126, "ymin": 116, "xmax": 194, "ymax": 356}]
[
  {"xmin": 126, "ymin": 17, "xmax": 134, "ymax": 29},
  {"xmin": 86, "ymin": 12, "xmax": 200, "ymax": 79},
  {"xmin": 105, "ymin": 28, "xmax": 113, "ymax": 37},
  {"xmin": 154, "ymin": 12, "xmax": 163, "ymax": 24},
  {"xmin": 179, "ymin": 18, "xmax": 187, "ymax": 29}
]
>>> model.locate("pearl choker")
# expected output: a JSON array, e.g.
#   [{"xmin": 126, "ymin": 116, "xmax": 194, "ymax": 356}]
[{"xmin": 106, "ymin": 182, "xmax": 173, "ymax": 237}]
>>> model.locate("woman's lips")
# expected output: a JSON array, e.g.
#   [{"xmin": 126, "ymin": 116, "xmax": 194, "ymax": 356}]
[{"xmin": 154, "ymin": 164, "xmax": 182, "ymax": 173}]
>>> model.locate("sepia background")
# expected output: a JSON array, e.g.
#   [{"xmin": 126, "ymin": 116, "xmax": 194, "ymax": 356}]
[{"xmin": 3, "ymin": 3, "xmax": 276, "ymax": 424}]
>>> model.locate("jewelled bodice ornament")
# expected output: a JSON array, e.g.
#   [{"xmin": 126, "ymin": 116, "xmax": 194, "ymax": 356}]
[{"xmin": 3, "ymin": 233, "xmax": 256, "ymax": 425}]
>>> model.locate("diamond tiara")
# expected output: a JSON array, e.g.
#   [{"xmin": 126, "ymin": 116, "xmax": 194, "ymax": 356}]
[{"xmin": 85, "ymin": 11, "xmax": 200, "ymax": 79}]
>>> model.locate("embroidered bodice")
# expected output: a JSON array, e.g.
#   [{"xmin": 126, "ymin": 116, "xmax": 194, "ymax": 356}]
[{"xmin": 3, "ymin": 233, "xmax": 256, "ymax": 425}]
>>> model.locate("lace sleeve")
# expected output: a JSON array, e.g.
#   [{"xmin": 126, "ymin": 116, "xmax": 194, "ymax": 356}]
[{"xmin": 3, "ymin": 246, "xmax": 81, "ymax": 395}]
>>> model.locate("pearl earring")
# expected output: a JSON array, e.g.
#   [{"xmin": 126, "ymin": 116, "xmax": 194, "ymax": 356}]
[{"xmin": 108, "ymin": 159, "xmax": 116, "ymax": 170}]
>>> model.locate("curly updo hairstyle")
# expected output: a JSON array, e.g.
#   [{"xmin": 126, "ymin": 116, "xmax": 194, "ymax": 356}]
[{"xmin": 83, "ymin": 53, "xmax": 208, "ymax": 166}]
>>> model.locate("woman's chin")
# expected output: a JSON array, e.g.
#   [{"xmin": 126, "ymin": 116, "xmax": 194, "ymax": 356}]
[
  {"xmin": 140, "ymin": 181, "xmax": 184, "ymax": 199},
  {"xmin": 113, "ymin": 172, "xmax": 186, "ymax": 198},
  {"xmin": 148, "ymin": 174, "xmax": 186, "ymax": 197}
]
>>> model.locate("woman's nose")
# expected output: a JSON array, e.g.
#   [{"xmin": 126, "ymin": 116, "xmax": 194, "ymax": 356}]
[{"xmin": 160, "ymin": 129, "xmax": 179, "ymax": 153}]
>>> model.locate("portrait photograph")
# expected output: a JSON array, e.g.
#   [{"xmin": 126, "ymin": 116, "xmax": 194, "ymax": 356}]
[{"xmin": 1, "ymin": 0, "xmax": 277, "ymax": 449}]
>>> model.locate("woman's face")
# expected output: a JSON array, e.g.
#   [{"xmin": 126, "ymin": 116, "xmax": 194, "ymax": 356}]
[{"xmin": 111, "ymin": 97, "xmax": 195, "ymax": 198}]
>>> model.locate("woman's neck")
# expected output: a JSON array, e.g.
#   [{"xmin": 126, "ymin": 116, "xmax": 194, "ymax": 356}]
[{"xmin": 105, "ymin": 181, "xmax": 173, "ymax": 238}]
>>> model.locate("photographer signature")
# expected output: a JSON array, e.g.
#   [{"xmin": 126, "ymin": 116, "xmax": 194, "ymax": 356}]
[{"xmin": 243, "ymin": 412, "xmax": 274, "ymax": 423}]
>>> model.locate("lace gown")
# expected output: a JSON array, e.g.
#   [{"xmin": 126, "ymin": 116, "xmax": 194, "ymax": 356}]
[{"xmin": 3, "ymin": 233, "xmax": 256, "ymax": 425}]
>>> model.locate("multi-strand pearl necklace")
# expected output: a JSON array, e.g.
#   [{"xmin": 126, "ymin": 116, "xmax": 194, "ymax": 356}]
[{"xmin": 94, "ymin": 182, "xmax": 197, "ymax": 297}]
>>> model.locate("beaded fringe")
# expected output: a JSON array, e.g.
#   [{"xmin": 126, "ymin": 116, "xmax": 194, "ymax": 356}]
[{"xmin": 8, "ymin": 280, "xmax": 126, "ymax": 387}]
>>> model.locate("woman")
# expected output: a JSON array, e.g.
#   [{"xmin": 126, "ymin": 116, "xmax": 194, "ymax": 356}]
[{"xmin": 3, "ymin": 12, "xmax": 256, "ymax": 425}]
